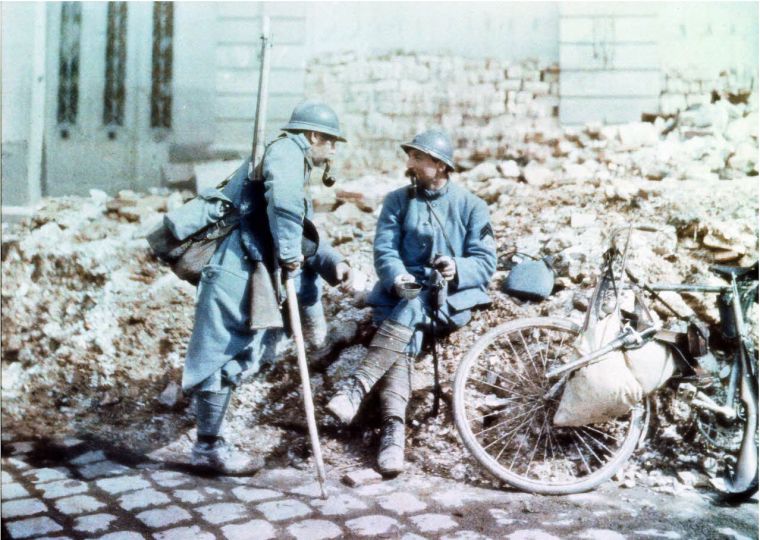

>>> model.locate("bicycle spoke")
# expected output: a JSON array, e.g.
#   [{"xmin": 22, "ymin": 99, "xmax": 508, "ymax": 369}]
[
  {"xmin": 552, "ymin": 332, "xmax": 568, "ymax": 365},
  {"xmin": 582, "ymin": 423, "xmax": 624, "ymax": 444},
  {"xmin": 572, "ymin": 428, "xmax": 605, "ymax": 466},
  {"xmin": 518, "ymin": 329, "xmax": 543, "ymax": 382},
  {"xmin": 475, "ymin": 406, "xmax": 536, "ymax": 438},
  {"xmin": 482, "ymin": 405, "xmax": 541, "ymax": 452},
  {"xmin": 572, "ymin": 438, "xmax": 593, "ymax": 475},
  {"xmin": 579, "ymin": 426, "xmax": 619, "ymax": 455},
  {"xmin": 475, "ymin": 364, "xmax": 539, "ymax": 396},
  {"xmin": 467, "ymin": 376, "xmax": 533, "ymax": 398},
  {"xmin": 531, "ymin": 328, "xmax": 549, "ymax": 370},
  {"xmin": 498, "ymin": 340, "xmax": 538, "ymax": 388}
]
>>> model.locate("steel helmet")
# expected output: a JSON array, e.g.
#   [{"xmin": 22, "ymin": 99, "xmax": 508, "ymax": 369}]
[
  {"xmin": 282, "ymin": 100, "xmax": 346, "ymax": 142},
  {"xmin": 400, "ymin": 128, "xmax": 455, "ymax": 170}
]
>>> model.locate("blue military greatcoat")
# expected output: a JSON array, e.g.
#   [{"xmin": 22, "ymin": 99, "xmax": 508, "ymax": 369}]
[
  {"xmin": 182, "ymin": 132, "xmax": 344, "ymax": 392},
  {"xmin": 367, "ymin": 181, "xmax": 497, "ymax": 355}
]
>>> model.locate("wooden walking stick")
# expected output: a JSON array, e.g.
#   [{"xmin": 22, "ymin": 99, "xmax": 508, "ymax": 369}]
[{"xmin": 285, "ymin": 275, "xmax": 329, "ymax": 499}]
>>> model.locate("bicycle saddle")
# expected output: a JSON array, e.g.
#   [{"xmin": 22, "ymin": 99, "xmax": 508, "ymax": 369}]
[{"xmin": 709, "ymin": 261, "xmax": 758, "ymax": 281}]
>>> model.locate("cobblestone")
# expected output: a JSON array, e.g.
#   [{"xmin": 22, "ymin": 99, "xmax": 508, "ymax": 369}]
[
  {"xmin": 136, "ymin": 505, "xmax": 192, "ymax": 528},
  {"xmin": 377, "ymin": 491, "xmax": 427, "ymax": 514},
  {"xmin": 1, "ymin": 497, "xmax": 48, "ymax": 518},
  {"xmin": 173, "ymin": 488, "xmax": 207, "ymax": 504},
  {"xmin": 54, "ymin": 494, "xmax": 107, "ymax": 515},
  {"xmin": 2, "ymin": 482, "xmax": 30, "ymax": 499},
  {"xmin": 37, "ymin": 479, "xmax": 88, "ymax": 499},
  {"xmin": 96, "ymin": 532, "xmax": 145, "ymax": 540},
  {"xmin": 5, "ymin": 516, "xmax": 63, "ymax": 538},
  {"xmin": 196, "ymin": 502, "xmax": 248, "ymax": 524},
  {"xmin": 154, "ymin": 525, "xmax": 216, "ymax": 540},
  {"xmin": 410, "ymin": 512, "xmax": 458, "ymax": 532},
  {"xmin": 118, "ymin": 488, "xmax": 171, "ymax": 511},
  {"xmin": 23, "ymin": 467, "xmax": 70, "ymax": 483},
  {"xmin": 9, "ymin": 442, "xmax": 35, "ymax": 454},
  {"xmin": 73, "ymin": 513, "xmax": 118, "ymax": 533},
  {"xmin": 231, "ymin": 486, "xmax": 282, "ymax": 502},
  {"xmin": 311, "ymin": 492, "xmax": 368, "ymax": 515},
  {"xmin": 96, "ymin": 475, "xmax": 151, "ymax": 494},
  {"xmin": 1, "ymin": 438, "xmax": 756, "ymax": 540},
  {"xmin": 221, "ymin": 519, "xmax": 277, "ymax": 540},
  {"xmin": 345, "ymin": 514, "xmax": 401, "ymax": 536},
  {"xmin": 71, "ymin": 450, "xmax": 107, "ymax": 465},
  {"xmin": 257, "ymin": 498, "xmax": 312, "ymax": 521},
  {"xmin": 79, "ymin": 460, "xmax": 131, "ymax": 480},
  {"xmin": 506, "ymin": 530, "xmax": 562, "ymax": 540},
  {"xmin": 7, "ymin": 457, "xmax": 30, "ymax": 470},
  {"xmin": 287, "ymin": 518, "xmax": 343, "ymax": 539},
  {"xmin": 150, "ymin": 470, "xmax": 193, "ymax": 488}
]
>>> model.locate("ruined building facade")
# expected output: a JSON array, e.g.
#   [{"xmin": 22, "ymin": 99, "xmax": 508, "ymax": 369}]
[{"xmin": 2, "ymin": 2, "xmax": 757, "ymax": 207}]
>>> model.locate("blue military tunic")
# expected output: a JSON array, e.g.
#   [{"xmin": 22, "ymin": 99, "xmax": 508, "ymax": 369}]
[
  {"xmin": 367, "ymin": 181, "xmax": 497, "ymax": 355},
  {"xmin": 182, "ymin": 132, "xmax": 344, "ymax": 393}
]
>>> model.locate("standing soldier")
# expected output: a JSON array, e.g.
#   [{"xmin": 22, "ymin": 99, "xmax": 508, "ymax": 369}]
[
  {"xmin": 326, "ymin": 129, "xmax": 497, "ymax": 476},
  {"xmin": 182, "ymin": 100, "xmax": 352, "ymax": 475}
]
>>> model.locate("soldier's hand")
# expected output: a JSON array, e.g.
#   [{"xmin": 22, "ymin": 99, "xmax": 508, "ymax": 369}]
[
  {"xmin": 280, "ymin": 255, "xmax": 304, "ymax": 274},
  {"xmin": 393, "ymin": 273, "xmax": 416, "ymax": 296},
  {"xmin": 335, "ymin": 262, "xmax": 352, "ymax": 291},
  {"xmin": 433, "ymin": 255, "xmax": 456, "ymax": 281}
]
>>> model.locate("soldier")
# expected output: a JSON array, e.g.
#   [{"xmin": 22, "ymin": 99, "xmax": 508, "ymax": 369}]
[
  {"xmin": 326, "ymin": 129, "xmax": 497, "ymax": 476},
  {"xmin": 182, "ymin": 100, "xmax": 352, "ymax": 475}
]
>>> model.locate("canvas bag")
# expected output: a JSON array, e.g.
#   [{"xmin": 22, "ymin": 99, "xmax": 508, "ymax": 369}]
[
  {"xmin": 553, "ymin": 307, "xmax": 675, "ymax": 427},
  {"xmin": 146, "ymin": 187, "xmax": 238, "ymax": 286}
]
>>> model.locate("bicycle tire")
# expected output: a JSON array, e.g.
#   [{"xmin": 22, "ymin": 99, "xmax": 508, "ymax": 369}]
[{"xmin": 453, "ymin": 317, "xmax": 648, "ymax": 495}]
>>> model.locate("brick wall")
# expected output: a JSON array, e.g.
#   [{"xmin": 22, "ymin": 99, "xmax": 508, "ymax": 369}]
[{"xmin": 306, "ymin": 53, "xmax": 560, "ymax": 175}]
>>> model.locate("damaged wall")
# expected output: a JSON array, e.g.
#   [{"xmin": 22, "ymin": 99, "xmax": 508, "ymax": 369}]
[{"xmin": 307, "ymin": 54, "xmax": 560, "ymax": 175}]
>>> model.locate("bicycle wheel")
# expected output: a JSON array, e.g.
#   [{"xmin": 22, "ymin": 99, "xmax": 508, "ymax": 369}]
[{"xmin": 453, "ymin": 317, "xmax": 648, "ymax": 495}]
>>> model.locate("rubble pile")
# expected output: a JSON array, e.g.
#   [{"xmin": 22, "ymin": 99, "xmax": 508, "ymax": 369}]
[
  {"xmin": 307, "ymin": 53, "xmax": 560, "ymax": 173},
  {"xmin": 2, "ymin": 101, "xmax": 758, "ymax": 493}
]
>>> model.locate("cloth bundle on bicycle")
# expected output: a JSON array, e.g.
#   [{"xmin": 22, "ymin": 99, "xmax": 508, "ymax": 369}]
[{"xmin": 554, "ymin": 314, "xmax": 675, "ymax": 427}]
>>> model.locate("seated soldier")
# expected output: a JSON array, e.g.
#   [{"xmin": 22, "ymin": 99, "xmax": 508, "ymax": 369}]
[{"xmin": 326, "ymin": 128, "xmax": 497, "ymax": 476}]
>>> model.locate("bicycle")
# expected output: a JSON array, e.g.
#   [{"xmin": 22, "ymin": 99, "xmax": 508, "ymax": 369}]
[{"xmin": 453, "ymin": 224, "xmax": 758, "ymax": 497}]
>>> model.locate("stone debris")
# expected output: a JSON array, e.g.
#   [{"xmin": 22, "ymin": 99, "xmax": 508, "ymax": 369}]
[{"xmin": 341, "ymin": 468, "xmax": 383, "ymax": 488}]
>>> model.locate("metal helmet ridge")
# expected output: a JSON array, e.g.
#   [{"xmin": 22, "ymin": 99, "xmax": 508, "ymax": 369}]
[
  {"xmin": 400, "ymin": 128, "xmax": 455, "ymax": 170},
  {"xmin": 282, "ymin": 100, "xmax": 347, "ymax": 142}
]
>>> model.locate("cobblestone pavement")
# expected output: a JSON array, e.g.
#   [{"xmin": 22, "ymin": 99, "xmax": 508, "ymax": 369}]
[{"xmin": 1, "ymin": 438, "xmax": 757, "ymax": 540}]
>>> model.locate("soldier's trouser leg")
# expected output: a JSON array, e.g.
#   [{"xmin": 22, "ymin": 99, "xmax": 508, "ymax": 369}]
[
  {"xmin": 195, "ymin": 388, "xmax": 232, "ymax": 441},
  {"xmin": 378, "ymin": 354, "xmax": 412, "ymax": 422},
  {"xmin": 192, "ymin": 383, "xmax": 264, "ymax": 476},
  {"xmin": 377, "ymin": 358, "xmax": 411, "ymax": 477},
  {"xmin": 354, "ymin": 320, "xmax": 414, "ymax": 390},
  {"xmin": 326, "ymin": 319, "xmax": 413, "ymax": 424}
]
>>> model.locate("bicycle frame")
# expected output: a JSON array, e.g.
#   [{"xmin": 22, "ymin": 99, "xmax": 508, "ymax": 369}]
[{"xmin": 545, "ymin": 224, "xmax": 758, "ymax": 496}]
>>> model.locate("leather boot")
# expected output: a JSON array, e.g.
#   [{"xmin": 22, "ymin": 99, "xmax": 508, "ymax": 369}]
[
  {"xmin": 326, "ymin": 377, "xmax": 367, "ymax": 424},
  {"xmin": 377, "ymin": 417, "xmax": 405, "ymax": 477},
  {"xmin": 191, "ymin": 437, "xmax": 265, "ymax": 476}
]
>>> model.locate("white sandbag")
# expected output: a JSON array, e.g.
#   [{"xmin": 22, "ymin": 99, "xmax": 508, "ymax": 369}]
[
  {"xmin": 554, "ymin": 315, "xmax": 644, "ymax": 427},
  {"xmin": 624, "ymin": 340, "xmax": 675, "ymax": 394}
]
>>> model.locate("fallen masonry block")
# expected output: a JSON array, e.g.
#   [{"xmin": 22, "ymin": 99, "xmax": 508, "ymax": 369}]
[{"xmin": 342, "ymin": 468, "xmax": 383, "ymax": 488}]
